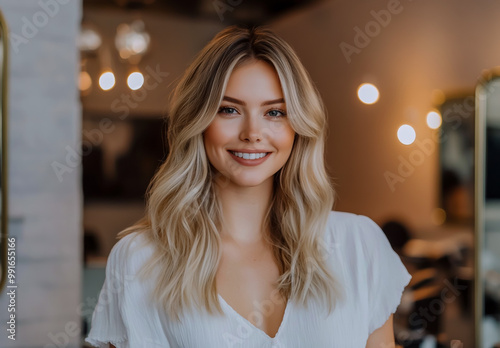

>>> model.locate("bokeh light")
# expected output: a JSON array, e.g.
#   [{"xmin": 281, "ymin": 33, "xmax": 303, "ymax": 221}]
[
  {"xmin": 127, "ymin": 72, "xmax": 144, "ymax": 90},
  {"xmin": 397, "ymin": 124, "xmax": 416, "ymax": 145},
  {"xmin": 99, "ymin": 71, "xmax": 115, "ymax": 91},
  {"xmin": 426, "ymin": 111, "xmax": 442, "ymax": 129},
  {"xmin": 357, "ymin": 83, "xmax": 379, "ymax": 104},
  {"xmin": 79, "ymin": 71, "xmax": 92, "ymax": 92}
]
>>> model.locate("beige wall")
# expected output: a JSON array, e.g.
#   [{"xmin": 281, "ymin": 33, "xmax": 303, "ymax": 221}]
[{"xmin": 270, "ymin": 0, "xmax": 500, "ymax": 232}]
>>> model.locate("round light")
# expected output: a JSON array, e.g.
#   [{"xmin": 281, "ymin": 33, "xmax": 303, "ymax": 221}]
[
  {"xmin": 78, "ymin": 27, "xmax": 102, "ymax": 52},
  {"xmin": 127, "ymin": 72, "xmax": 144, "ymax": 90},
  {"xmin": 431, "ymin": 208, "xmax": 446, "ymax": 225},
  {"xmin": 115, "ymin": 20, "xmax": 150, "ymax": 63},
  {"xmin": 131, "ymin": 34, "xmax": 148, "ymax": 53},
  {"xmin": 357, "ymin": 83, "xmax": 379, "ymax": 104},
  {"xmin": 397, "ymin": 124, "xmax": 416, "ymax": 145},
  {"xmin": 426, "ymin": 111, "xmax": 442, "ymax": 129},
  {"xmin": 99, "ymin": 72, "xmax": 115, "ymax": 91},
  {"xmin": 79, "ymin": 71, "xmax": 92, "ymax": 92}
]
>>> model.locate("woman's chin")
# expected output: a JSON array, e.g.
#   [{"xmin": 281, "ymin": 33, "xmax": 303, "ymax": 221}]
[{"xmin": 216, "ymin": 175, "xmax": 273, "ymax": 189}]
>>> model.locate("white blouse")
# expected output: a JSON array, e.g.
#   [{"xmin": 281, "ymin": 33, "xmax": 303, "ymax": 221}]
[{"xmin": 85, "ymin": 211, "xmax": 412, "ymax": 348}]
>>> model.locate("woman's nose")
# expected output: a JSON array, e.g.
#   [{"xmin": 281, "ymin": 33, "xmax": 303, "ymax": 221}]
[{"xmin": 239, "ymin": 114, "xmax": 265, "ymax": 142}]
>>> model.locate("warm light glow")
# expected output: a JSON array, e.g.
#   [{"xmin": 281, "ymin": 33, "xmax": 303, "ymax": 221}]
[
  {"xmin": 99, "ymin": 71, "xmax": 115, "ymax": 91},
  {"xmin": 357, "ymin": 83, "xmax": 379, "ymax": 104},
  {"xmin": 431, "ymin": 208, "xmax": 446, "ymax": 225},
  {"xmin": 426, "ymin": 111, "xmax": 442, "ymax": 129},
  {"xmin": 397, "ymin": 124, "xmax": 416, "ymax": 145},
  {"xmin": 431, "ymin": 89, "xmax": 445, "ymax": 105},
  {"xmin": 79, "ymin": 71, "xmax": 92, "ymax": 91},
  {"xmin": 78, "ymin": 27, "xmax": 102, "ymax": 52},
  {"xmin": 131, "ymin": 34, "xmax": 148, "ymax": 53},
  {"xmin": 115, "ymin": 20, "xmax": 150, "ymax": 63},
  {"xmin": 127, "ymin": 72, "xmax": 144, "ymax": 90}
]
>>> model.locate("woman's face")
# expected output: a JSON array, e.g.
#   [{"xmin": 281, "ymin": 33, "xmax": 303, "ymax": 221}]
[{"xmin": 203, "ymin": 59, "xmax": 296, "ymax": 188}]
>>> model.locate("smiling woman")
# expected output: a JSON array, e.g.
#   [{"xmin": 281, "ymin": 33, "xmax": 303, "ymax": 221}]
[
  {"xmin": 85, "ymin": 25, "xmax": 411, "ymax": 348},
  {"xmin": 203, "ymin": 59, "xmax": 296, "ymax": 189}
]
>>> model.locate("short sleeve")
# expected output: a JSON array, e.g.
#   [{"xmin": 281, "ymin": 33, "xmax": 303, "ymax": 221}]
[
  {"xmin": 85, "ymin": 237, "xmax": 130, "ymax": 348},
  {"xmin": 357, "ymin": 215, "xmax": 412, "ymax": 336}
]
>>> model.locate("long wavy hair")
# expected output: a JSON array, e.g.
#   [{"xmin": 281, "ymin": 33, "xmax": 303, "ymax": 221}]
[{"xmin": 118, "ymin": 25, "xmax": 344, "ymax": 321}]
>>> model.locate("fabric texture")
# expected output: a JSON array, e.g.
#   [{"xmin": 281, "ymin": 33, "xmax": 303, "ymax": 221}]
[{"xmin": 85, "ymin": 211, "xmax": 412, "ymax": 348}]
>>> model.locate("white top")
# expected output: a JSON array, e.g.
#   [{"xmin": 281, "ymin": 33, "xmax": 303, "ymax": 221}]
[{"xmin": 85, "ymin": 211, "xmax": 412, "ymax": 348}]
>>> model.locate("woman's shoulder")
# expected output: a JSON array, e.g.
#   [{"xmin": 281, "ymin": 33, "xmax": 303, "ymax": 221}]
[
  {"xmin": 326, "ymin": 211, "xmax": 412, "ymax": 336},
  {"xmin": 325, "ymin": 210, "xmax": 389, "ymax": 255},
  {"xmin": 110, "ymin": 231, "xmax": 154, "ymax": 259},
  {"xmin": 107, "ymin": 231, "xmax": 156, "ymax": 277},
  {"xmin": 326, "ymin": 210, "xmax": 377, "ymax": 236}
]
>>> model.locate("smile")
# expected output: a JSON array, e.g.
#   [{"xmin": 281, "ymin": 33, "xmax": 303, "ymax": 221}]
[
  {"xmin": 229, "ymin": 151, "xmax": 269, "ymax": 159},
  {"xmin": 227, "ymin": 150, "xmax": 271, "ymax": 166}
]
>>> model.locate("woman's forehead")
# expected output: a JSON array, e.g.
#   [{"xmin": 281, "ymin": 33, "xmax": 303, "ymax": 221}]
[{"xmin": 223, "ymin": 60, "xmax": 285, "ymax": 104}]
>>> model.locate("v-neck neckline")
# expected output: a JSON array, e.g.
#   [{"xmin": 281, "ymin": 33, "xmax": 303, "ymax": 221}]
[{"xmin": 217, "ymin": 293, "xmax": 291, "ymax": 341}]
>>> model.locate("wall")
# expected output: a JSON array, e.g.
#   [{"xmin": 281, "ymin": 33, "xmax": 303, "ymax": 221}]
[
  {"xmin": 270, "ymin": 0, "xmax": 500, "ymax": 233},
  {"xmin": 0, "ymin": 1, "xmax": 82, "ymax": 347}
]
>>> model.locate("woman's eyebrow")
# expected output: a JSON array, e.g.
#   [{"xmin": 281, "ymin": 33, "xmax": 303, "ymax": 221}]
[{"xmin": 222, "ymin": 96, "xmax": 285, "ymax": 106}]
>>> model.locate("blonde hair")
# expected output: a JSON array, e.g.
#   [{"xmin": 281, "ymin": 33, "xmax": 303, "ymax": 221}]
[{"xmin": 119, "ymin": 25, "xmax": 344, "ymax": 321}]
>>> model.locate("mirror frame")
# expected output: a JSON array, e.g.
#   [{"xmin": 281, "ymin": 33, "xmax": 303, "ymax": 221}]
[
  {"xmin": 0, "ymin": 8, "xmax": 9, "ymax": 292},
  {"xmin": 474, "ymin": 68, "xmax": 500, "ymax": 348}
]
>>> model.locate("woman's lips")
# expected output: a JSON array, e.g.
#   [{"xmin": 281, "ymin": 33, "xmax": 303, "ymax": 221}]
[{"xmin": 227, "ymin": 150, "xmax": 271, "ymax": 166}]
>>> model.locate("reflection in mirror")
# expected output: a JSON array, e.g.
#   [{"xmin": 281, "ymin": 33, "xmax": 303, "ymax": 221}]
[
  {"xmin": 431, "ymin": 95, "xmax": 476, "ymax": 346},
  {"xmin": 0, "ymin": 8, "xmax": 9, "ymax": 293},
  {"xmin": 476, "ymin": 75, "xmax": 500, "ymax": 348},
  {"xmin": 439, "ymin": 95, "xmax": 475, "ymax": 227}
]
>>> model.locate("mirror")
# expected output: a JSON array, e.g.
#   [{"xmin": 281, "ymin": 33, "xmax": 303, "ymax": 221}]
[
  {"xmin": 475, "ymin": 72, "xmax": 500, "ymax": 348},
  {"xmin": 0, "ymin": 9, "xmax": 9, "ymax": 293},
  {"xmin": 434, "ymin": 94, "xmax": 476, "ymax": 345}
]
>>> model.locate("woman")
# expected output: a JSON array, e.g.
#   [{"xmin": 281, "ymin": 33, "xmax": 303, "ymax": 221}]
[{"xmin": 85, "ymin": 25, "xmax": 411, "ymax": 348}]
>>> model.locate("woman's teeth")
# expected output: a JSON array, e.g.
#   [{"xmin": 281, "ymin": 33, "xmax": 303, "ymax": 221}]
[{"xmin": 230, "ymin": 151, "xmax": 268, "ymax": 160}]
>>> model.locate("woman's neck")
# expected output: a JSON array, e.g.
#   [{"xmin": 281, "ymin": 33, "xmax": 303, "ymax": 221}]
[{"xmin": 215, "ymin": 177, "xmax": 273, "ymax": 246}]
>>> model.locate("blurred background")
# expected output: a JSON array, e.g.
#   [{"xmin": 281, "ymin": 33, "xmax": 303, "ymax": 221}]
[{"xmin": 0, "ymin": 0, "xmax": 499, "ymax": 347}]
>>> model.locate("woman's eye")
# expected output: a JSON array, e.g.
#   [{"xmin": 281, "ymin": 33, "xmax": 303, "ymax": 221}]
[
  {"xmin": 267, "ymin": 109, "xmax": 287, "ymax": 118},
  {"xmin": 218, "ymin": 107, "xmax": 286, "ymax": 117},
  {"xmin": 218, "ymin": 107, "xmax": 238, "ymax": 114}
]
